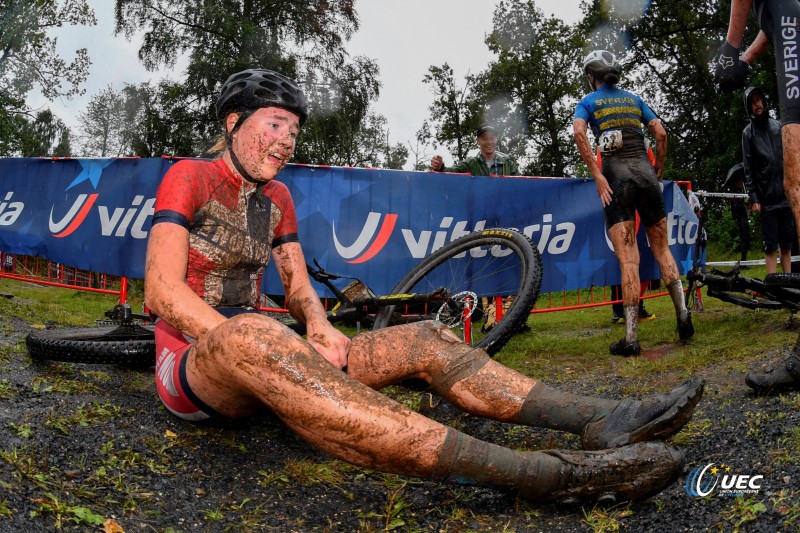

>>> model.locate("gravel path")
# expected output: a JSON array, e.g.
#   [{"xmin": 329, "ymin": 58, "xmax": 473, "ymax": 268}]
[{"xmin": 2, "ymin": 314, "xmax": 800, "ymax": 532}]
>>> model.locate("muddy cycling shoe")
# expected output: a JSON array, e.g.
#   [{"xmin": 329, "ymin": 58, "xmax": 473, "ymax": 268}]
[
  {"xmin": 677, "ymin": 312, "xmax": 694, "ymax": 340},
  {"xmin": 610, "ymin": 338, "xmax": 641, "ymax": 356},
  {"xmin": 528, "ymin": 442, "xmax": 685, "ymax": 505},
  {"xmin": 581, "ymin": 377, "xmax": 705, "ymax": 450},
  {"xmin": 745, "ymin": 352, "xmax": 800, "ymax": 394}
]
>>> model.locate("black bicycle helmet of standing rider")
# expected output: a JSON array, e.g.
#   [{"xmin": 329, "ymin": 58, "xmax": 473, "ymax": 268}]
[
  {"xmin": 216, "ymin": 69, "xmax": 308, "ymax": 127},
  {"xmin": 583, "ymin": 49, "xmax": 620, "ymax": 78}
]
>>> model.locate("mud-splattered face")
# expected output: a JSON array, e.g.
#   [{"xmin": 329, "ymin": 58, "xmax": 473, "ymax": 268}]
[{"xmin": 228, "ymin": 107, "xmax": 300, "ymax": 182}]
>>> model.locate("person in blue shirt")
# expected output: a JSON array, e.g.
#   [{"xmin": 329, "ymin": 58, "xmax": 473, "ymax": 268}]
[{"xmin": 573, "ymin": 50, "xmax": 694, "ymax": 356}]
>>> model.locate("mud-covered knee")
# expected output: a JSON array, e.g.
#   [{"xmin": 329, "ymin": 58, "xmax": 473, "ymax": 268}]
[{"xmin": 428, "ymin": 336, "xmax": 490, "ymax": 393}]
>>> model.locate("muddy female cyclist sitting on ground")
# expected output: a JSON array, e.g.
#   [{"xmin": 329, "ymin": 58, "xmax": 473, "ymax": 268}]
[{"xmin": 144, "ymin": 68, "xmax": 705, "ymax": 505}]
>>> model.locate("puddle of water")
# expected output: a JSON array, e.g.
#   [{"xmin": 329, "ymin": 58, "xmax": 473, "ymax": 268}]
[{"xmin": 641, "ymin": 344, "xmax": 673, "ymax": 361}]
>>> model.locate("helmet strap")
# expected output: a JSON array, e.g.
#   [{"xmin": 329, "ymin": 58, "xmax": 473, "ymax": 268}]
[{"xmin": 225, "ymin": 109, "xmax": 262, "ymax": 185}]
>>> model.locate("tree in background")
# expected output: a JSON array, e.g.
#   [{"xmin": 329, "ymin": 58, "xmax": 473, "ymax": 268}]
[
  {"xmin": 18, "ymin": 109, "xmax": 71, "ymax": 157},
  {"xmin": 77, "ymin": 85, "xmax": 126, "ymax": 157},
  {"xmin": 482, "ymin": 0, "xmax": 584, "ymax": 176},
  {"xmin": 0, "ymin": 0, "xmax": 95, "ymax": 156},
  {"xmin": 422, "ymin": 63, "xmax": 483, "ymax": 163},
  {"xmin": 112, "ymin": 0, "xmax": 400, "ymax": 166},
  {"xmin": 121, "ymin": 82, "xmax": 201, "ymax": 157},
  {"xmin": 420, "ymin": 1, "xmax": 584, "ymax": 177}
]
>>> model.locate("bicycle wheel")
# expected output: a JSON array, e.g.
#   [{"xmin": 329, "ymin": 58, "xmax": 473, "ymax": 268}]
[
  {"xmin": 372, "ymin": 228, "xmax": 542, "ymax": 356},
  {"xmin": 706, "ymin": 288, "xmax": 785, "ymax": 310},
  {"xmin": 26, "ymin": 324, "xmax": 155, "ymax": 366},
  {"xmin": 765, "ymin": 273, "xmax": 800, "ymax": 289},
  {"xmin": 685, "ymin": 269, "xmax": 703, "ymax": 311}
]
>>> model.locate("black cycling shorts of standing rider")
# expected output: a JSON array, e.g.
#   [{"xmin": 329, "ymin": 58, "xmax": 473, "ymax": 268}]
[
  {"xmin": 601, "ymin": 129, "xmax": 667, "ymax": 228},
  {"xmin": 755, "ymin": 0, "xmax": 800, "ymax": 124}
]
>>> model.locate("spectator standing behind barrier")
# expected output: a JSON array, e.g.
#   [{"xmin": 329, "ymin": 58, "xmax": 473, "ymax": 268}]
[
  {"xmin": 741, "ymin": 87, "xmax": 796, "ymax": 274},
  {"xmin": 573, "ymin": 50, "xmax": 694, "ymax": 357},
  {"xmin": 431, "ymin": 124, "xmax": 522, "ymax": 333},
  {"xmin": 430, "ymin": 124, "xmax": 519, "ymax": 176},
  {"xmin": 724, "ymin": 163, "xmax": 751, "ymax": 265},
  {"xmin": 144, "ymin": 68, "xmax": 706, "ymax": 506}
]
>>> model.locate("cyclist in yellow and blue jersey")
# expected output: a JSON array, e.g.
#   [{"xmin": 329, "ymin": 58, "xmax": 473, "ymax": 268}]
[{"xmin": 573, "ymin": 50, "xmax": 693, "ymax": 357}]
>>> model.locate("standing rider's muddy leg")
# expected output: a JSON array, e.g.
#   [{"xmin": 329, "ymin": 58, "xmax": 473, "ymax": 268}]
[
  {"xmin": 184, "ymin": 314, "xmax": 684, "ymax": 504},
  {"xmin": 347, "ymin": 321, "xmax": 704, "ymax": 450},
  {"xmin": 783, "ymin": 125, "xmax": 800, "ymax": 230},
  {"xmin": 608, "ymin": 221, "xmax": 642, "ymax": 354},
  {"xmin": 644, "ymin": 219, "xmax": 693, "ymax": 339}
]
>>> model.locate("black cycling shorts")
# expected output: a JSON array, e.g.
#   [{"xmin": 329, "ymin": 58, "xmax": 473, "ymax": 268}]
[
  {"xmin": 601, "ymin": 133, "xmax": 667, "ymax": 228},
  {"xmin": 761, "ymin": 205, "xmax": 796, "ymax": 253},
  {"xmin": 757, "ymin": 0, "xmax": 800, "ymax": 124}
]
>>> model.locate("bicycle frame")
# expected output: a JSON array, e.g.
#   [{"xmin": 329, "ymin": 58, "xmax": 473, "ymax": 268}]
[{"xmin": 303, "ymin": 260, "xmax": 474, "ymax": 334}]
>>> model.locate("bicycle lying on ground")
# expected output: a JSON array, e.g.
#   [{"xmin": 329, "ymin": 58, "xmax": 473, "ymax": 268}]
[
  {"xmin": 25, "ymin": 228, "xmax": 543, "ymax": 365},
  {"xmin": 684, "ymin": 190, "xmax": 800, "ymax": 316}
]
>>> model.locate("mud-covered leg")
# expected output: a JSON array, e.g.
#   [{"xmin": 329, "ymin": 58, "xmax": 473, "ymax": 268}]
[
  {"xmin": 347, "ymin": 321, "xmax": 703, "ymax": 447},
  {"xmin": 645, "ymin": 220, "xmax": 693, "ymax": 340},
  {"xmin": 184, "ymin": 315, "xmax": 684, "ymax": 504},
  {"xmin": 347, "ymin": 321, "xmax": 617, "ymax": 430},
  {"xmin": 608, "ymin": 221, "xmax": 643, "ymax": 355}
]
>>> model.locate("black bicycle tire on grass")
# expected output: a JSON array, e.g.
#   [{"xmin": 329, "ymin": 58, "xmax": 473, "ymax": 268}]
[
  {"xmin": 372, "ymin": 228, "xmax": 542, "ymax": 356},
  {"xmin": 26, "ymin": 324, "xmax": 155, "ymax": 366}
]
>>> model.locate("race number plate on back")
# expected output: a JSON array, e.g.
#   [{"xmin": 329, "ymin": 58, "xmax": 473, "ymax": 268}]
[{"xmin": 599, "ymin": 130, "xmax": 623, "ymax": 154}]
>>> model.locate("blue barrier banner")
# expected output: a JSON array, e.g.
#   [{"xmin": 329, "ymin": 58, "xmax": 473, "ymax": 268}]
[{"xmin": 0, "ymin": 158, "xmax": 699, "ymax": 296}]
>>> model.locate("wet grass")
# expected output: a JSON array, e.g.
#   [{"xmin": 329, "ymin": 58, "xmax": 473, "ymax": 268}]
[{"xmin": 2, "ymin": 272, "xmax": 800, "ymax": 530}]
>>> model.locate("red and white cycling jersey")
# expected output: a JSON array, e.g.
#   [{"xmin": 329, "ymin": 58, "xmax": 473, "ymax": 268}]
[{"xmin": 152, "ymin": 158, "xmax": 298, "ymax": 307}]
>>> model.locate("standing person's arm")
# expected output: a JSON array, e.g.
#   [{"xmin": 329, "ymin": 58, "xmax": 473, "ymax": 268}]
[
  {"xmin": 272, "ymin": 241, "xmax": 351, "ymax": 369},
  {"xmin": 573, "ymin": 118, "xmax": 613, "ymax": 207},
  {"xmin": 742, "ymin": 31, "xmax": 770, "ymax": 64},
  {"xmin": 646, "ymin": 119, "xmax": 667, "ymax": 179},
  {"xmin": 725, "ymin": 0, "xmax": 754, "ymax": 47},
  {"xmin": 742, "ymin": 129, "xmax": 761, "ymax": 211},
  {"xmin": 715, "ymin": 0, "xmax": 755, "ymax": 91}
]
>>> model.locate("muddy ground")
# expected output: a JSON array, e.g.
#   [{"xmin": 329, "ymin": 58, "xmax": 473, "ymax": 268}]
[{"xmin": 2, "ymin": 312, "xmax": 800, "ymax": 532}]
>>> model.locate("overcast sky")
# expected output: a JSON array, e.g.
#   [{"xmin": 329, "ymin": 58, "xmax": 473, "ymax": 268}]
[{"xmin": 30, "ymin": 1, "xmax": 585, "ymax": 163}]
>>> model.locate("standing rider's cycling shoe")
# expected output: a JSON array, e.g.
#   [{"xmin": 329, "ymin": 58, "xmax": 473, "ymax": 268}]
[
  {"xmin": 745, "ymin": 352, "xmax": 800, "ymax": 394},
  {"xmin": 610, "ymin": 338, "xmax": 641, "ymax": 356},
  {"xmin": 677, "ymin": 311, "xmax": 694, "ymax": 340},
  {"xmin": 525, "ymin": 442, "xmax": 685, "ymax": 505},
  {"xmin": 581, "ymin": 377, "xmax": 705, "ymax": 450}
]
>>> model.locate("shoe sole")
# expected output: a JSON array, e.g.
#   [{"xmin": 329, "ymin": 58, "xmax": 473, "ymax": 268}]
[
  {"xmin": 548, "ymin": 443, "xmax": 686, "ymax": 506},
  {"xmin": 625, "ymin": 377, "xmax": 705, "ymax": 446}
]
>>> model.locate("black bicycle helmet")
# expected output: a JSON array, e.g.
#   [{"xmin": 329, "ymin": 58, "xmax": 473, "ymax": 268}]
[
  {"xmin": 216, "ymin": 69, "xmax": 308, "ymax": 126},
  {"xmin": 583, "ymin": 49, "xmax": 620, "ymax": 78}
]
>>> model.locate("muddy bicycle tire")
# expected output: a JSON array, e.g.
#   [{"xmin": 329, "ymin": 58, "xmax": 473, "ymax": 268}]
[
  {"xmin": 765, "ymin": 273, "xmax": 800, "ymax": 289},
  {"xmin": 26, "ymin": 324, "xmax": 156, "ymax": 366},
  {"xmin": 706, "ymin": 288, "xmax": 785, "ymax": 310},
  {"xmin": 372, "ymin": 228, "xmax": 542, "ymax": 356}
]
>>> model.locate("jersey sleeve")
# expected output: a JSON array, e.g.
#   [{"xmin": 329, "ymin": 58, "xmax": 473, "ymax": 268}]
[
  {"xmin": 152, "ymin": 160, "xmax": 208, "ymax": 229},
  {"xmin": 266, "ymin": 181, "xmax": 299, "ymax": 248},
  {"xmin": 640, "ymin": 100, "xmax": 659, "ymax": 125},
  {"xmin": 573, "ymin": 99, "xmax": 591, "ymax": 123}
]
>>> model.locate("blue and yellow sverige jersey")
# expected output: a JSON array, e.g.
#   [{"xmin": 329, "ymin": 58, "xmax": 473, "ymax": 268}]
[{"xmin": 573, "ymin": 85, "xmax": 658, "ymax": 138}]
